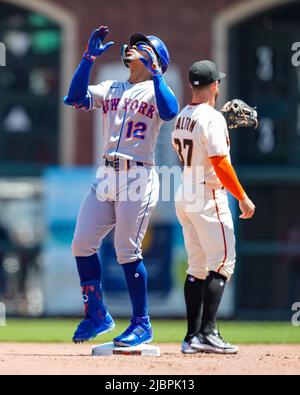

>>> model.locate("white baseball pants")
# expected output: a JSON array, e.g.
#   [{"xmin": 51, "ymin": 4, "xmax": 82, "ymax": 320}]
[{"xmin": 175, "ymin": 184, "xmax": 236, "ymax": 281}]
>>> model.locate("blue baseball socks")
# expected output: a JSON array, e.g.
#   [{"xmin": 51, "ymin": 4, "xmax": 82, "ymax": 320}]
[{"xmin": 113, "ymin": 259, "xmax": 152, "ymax": 346}]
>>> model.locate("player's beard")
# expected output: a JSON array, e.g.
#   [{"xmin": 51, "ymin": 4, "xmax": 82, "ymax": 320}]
[
  {"xmin": 124, "ymin": 55, "xmax": 134, "ymax": 63},
  {"xmin": 124, "ymin": 50, "xmax": 140, "ymax": 63}
]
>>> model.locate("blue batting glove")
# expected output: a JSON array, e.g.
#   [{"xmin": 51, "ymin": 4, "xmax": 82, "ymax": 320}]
[
  {"xmin": 137, "ymin": 44, "xmax": 162, "ymax": 76},
  {"xmin": 83, "ymin": 26, "xmax": 114, "ymax": 62}
]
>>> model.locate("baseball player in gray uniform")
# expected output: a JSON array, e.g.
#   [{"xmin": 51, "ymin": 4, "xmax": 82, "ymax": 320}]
[{"xmin": 64, "ymin": 26, "xmax": 178, "ymax": 345}]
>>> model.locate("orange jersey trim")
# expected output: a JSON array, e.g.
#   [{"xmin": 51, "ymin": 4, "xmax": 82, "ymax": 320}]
[{"xmin": 210, "ymin": 156, "xmax": 245, "ymax": 201}]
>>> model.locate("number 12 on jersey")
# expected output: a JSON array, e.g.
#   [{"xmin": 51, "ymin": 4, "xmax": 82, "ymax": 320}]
[
  {"xmin": 126, "ymin": 121, "xmax": 147, "ymax": 140},
  {"xmin": 173, "ymin": 138, "xmax": 194, "ymax": 166}
]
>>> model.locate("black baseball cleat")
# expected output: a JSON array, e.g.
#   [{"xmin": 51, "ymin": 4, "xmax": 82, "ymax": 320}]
[
  {"xmin": 199, "ymin": 330, "xmax": 239, "ymax": 354},
  {"xmin": 181, "ymin": 334, "xmax": 204, "ymax": 354}
]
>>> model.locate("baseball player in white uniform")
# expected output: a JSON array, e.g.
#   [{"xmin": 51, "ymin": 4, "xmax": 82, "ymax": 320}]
[
  {"xmin": 172, "ymin": 60, "xmax": 255, "ymax": 354},
  {"xmin": 64, "ymin": 26, "xmax": 178, "ymax": 345}
]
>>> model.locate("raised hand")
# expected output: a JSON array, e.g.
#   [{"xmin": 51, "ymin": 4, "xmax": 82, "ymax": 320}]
[
  {"xmin": 84, "ymin": 26, "xmax": 114, "ymax": 62},
  {"xmin": 137, "ymin": 44, "xmax": 162, "ymax": 76}
]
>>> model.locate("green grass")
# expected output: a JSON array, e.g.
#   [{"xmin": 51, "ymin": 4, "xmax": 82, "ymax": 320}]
[{"xmin": 0, "ymin": 319, "xmax": 299, "ymax": 343}]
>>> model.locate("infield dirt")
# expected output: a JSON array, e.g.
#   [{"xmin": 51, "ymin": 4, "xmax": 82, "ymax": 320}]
[{"xmin": 0, "ymin": 343, "xmax": 300, "ymax": 375}]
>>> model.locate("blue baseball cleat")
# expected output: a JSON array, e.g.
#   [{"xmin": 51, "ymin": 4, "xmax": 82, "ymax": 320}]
[
  {"xmin": 73, "ymin": 311, "xmax": 115, "ymax": 343},
  {"xmin": 73, "ymin": 280, "xmax": 115, "ymax": 343},
  {"xmin": 113, "ymin": 316, "xmax": 153, "ymax": 347}
]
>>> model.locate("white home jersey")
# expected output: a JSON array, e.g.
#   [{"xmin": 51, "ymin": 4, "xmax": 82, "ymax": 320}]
[
  {"xmin": 172, "ymin": 103, "xmax": 230, "ymax": 187},
  {"xmin": 87, "ymin": 80, "xmax": 164, "ymax": 165}
]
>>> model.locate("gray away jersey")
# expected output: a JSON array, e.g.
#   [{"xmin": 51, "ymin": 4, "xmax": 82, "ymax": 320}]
[{"xmin": 86, "ymin": 79, "xmax": 164, "ymax": 165}]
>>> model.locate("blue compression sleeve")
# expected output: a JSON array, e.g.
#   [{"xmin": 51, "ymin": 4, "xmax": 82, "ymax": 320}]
[
  {"xmin": 152, "ymin": 74, "xmax": 179, "ymax": 121},
  {"xmin": 64, "ymin": 57, "xmax": 93, "ymax": 106}
]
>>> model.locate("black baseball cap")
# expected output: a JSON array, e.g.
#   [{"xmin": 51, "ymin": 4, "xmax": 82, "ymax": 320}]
[{"xmin": 189, "ymin": 60, "xmax": 226, "ymax": 86}]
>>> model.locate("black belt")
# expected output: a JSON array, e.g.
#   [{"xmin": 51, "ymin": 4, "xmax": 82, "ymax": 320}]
[{"xmin": 105, "ymin": 158, "xmax": 144, "ymax": 170}]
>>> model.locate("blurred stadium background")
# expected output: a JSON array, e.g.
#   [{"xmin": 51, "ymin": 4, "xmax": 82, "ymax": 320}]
[{"xmin": 0, "ymin": 0, "xmax": 300, "ymax": 325}]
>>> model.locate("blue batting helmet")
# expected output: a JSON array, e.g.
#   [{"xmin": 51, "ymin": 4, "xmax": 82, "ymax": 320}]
[{"xmin": 129, "ymin": 33, "xmax": 170, "ymax": 73}]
